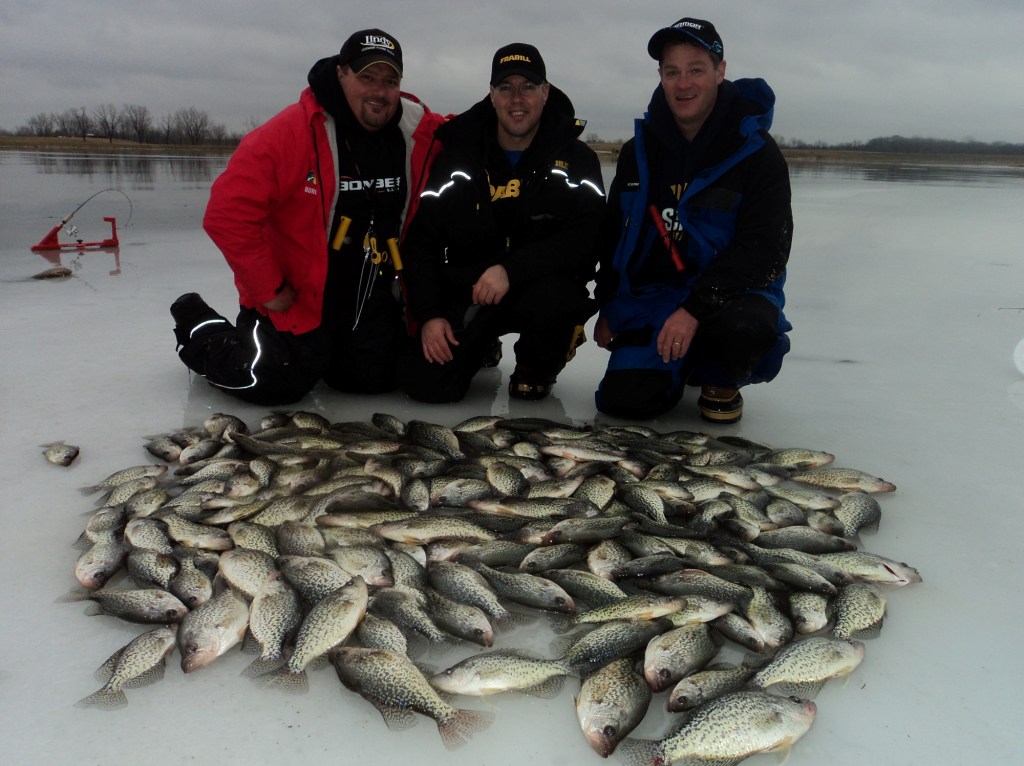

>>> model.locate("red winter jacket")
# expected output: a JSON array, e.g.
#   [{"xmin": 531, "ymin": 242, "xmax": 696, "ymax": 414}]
[{"xmin": 203, "ymin": 87, "xmax": 445, "ymax": 334}]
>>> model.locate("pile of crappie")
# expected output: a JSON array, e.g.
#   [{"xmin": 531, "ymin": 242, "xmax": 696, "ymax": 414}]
[{"xmin": 65, "ymin": 410, "xmax": 921, "ymax": 763}]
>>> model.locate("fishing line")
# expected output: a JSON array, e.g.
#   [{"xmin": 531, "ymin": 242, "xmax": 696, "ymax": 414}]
[{"xmin": 59, "ymin": 188, "xmax": 134, "ymax": 236}]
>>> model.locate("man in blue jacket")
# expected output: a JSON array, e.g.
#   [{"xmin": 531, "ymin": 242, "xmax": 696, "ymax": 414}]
[{"xmin": 594, "ymin": 18, "xmax": 793, "ymax": 423}]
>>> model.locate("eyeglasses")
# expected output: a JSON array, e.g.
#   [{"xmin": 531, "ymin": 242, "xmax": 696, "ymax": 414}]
[{"xmin": 493, "ymin": 81, "xmax": 545, "ymax": 97}]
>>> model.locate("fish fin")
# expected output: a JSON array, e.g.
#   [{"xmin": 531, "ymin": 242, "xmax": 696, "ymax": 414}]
[
  {"xmin": 771, "ymin": 679, "xmax": 825, "ymax": 699},
  {"xmin": 252, "ymin": 667, "xmax": 309, "ymax": 694},
  {"xmin": 94, "ymin": 647, "xmax": 125, "ymax": 682},
  {"xmin": 438, "ymin": 708, "xmax": 494, "ymax": 750},
  {"xmin": 241, "ymin": 655, "xmax": 288, "ymax": 679},
  {"xmin": 75, "ymin": 688, "xmax": 127, "ymax": 709},
  {"xmin": 122, "ymin": 660, "xmax": 167, "ymax": 689},
  {"xmin": 375, "ymin": 703, "xmax": 418, "ymax": 731},
  {"xmin": 56, "ymin": 586, "xmax": 92, "ymax": 604},
  {"xmin": 519, "ymin": 674, "xmax": 566, "ymax": 699},
  {"xmin": 83, "ymin": 603, "xmax": 106, "ymax": 617},
  {"xmin": 240, "ymin": 629, "xmax": 262, "ymax": 655}
]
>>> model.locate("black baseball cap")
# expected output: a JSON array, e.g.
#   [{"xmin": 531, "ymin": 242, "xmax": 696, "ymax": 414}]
[
  {"xmin": 339, "ymin": 29, "xmax": 403, "ymax": 76},
  {"xmin": 490, "ymin": 43, "xmax": 546, "ymax": 86},
  {"xmin": 647, "ymin": 17, "xmax": 724, "ymax": 61}
]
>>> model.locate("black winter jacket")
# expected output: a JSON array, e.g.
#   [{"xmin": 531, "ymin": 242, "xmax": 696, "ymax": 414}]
[{"xmin": 402, "ymin": 86, "xmax": 606, "ymax": 326}]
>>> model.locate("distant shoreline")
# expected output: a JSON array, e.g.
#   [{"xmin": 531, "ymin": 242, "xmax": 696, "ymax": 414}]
[{"xmin": 3, "ymin": 136, "xmax": 1022, "ymax": 168}]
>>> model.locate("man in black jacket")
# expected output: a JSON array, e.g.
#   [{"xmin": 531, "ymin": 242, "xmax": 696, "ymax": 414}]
[{"xmin": 399, "ymin": 43, "xmax": 606, "ymax": 402}]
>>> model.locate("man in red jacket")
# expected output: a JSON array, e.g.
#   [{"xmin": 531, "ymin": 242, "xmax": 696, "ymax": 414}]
[{"xmin": 170, "ymin": 28, "xmax": 445, "ymax": 405}]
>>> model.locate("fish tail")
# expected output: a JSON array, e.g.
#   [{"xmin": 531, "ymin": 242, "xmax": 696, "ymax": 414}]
[
  {"xmin": 615, "ymin": 738, "xmax": 662, "ymax": 766},
  {"xmin": 75, "ymin": 687, "xmax": 127, "ymax": 709},
  {"xmin": 240, "ymin": 655, "xmax": 287, "ymax": 679},
  {"xmin": 252, "ymin": 666, "xmax": 309, "ymax": 694},
  {"xmin": 438, "ymin": 708, "xmax": 495, "ymax": 750}
]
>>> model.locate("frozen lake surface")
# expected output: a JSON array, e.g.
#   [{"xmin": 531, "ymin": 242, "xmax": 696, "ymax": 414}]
[{"xmin": 1, "ymin": 150, "xmax": 1023, "ymax": 766}]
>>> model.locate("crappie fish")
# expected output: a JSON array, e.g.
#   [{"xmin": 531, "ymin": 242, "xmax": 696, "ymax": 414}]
[
  {"xmin": 575, "ymin": 657, "xmax": 652, "ymax": 756},
  {"xmin": 619, "ymin": 691, "xmax": 816, "ymax": 766},
  {"xmin": 431, "ymin": 648, "xmax": 575, "ymax": 698},
  {"xmin": 178, "ymin": 587, "xmax": 249, "ymax": 673},
  {"xmin": 244, "ymin": 570, "xmax": 303, "ymax": 677},
  {"xmin": 831, "ymin": 583, "xmax": 887, "ymax": 640},
  {"xmin": 790, "ymin": 466, "xmax": 897, "ymax": 493},
  {"xmin": 750, "ymin": 636, "xmax": 865, "ymax": 697},
  {"xmin": 333, "ymin": 646, "xmax": 493, "ymax": 750},
  {"xmin": 42, "ymin": 440, "xmax": 80, "ymax": 466},
  {"xmin": 76, "ymin": 625, "xmax": 178, "ymax": 708},
  {"xmin": 643, "ymin": 623, "xmax": 721, "ymax": 692}
]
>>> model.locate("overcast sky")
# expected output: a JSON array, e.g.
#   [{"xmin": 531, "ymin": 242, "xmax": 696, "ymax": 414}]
[{"xmin": 4, "ymin": 0, "xmax": 1024, "ymax": 145}]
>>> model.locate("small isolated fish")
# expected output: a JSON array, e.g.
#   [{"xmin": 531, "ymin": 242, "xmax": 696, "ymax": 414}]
[
  {"xmin": 32, "ymin": 265, "xmax": 73, "ymax": 279},
  {"xmin": 71, "ymin": 587, "xmax": 188, "ymax": 624},
  {"xmin": 619, "ymin": 691, "xmax": 816, "ymax": 766},
  {"xmin": 333, "ymin": 646, "xmax": 493, "ymax": 750},
  {"xmin": 42, "ymin": 440, "xmax": 79, "ymax": 466},
  {"xmin": 575, "ymin": 657, "xmax": 652, "ymax": 757},
  {"xmin": 76, "ymin": 625, "xmax": 178, "ymax": 709}
]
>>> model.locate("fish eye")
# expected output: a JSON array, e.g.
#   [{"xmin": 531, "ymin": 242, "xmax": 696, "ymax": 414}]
[
  {"xmin": 602, "ymin": 725, "xmax": 617, "ymax": 736},
  {"xmin": 472, "ymin": 628, "xmax": 484, "ymax": 637},
  {"xmin": 658, "ymin": 669, "xmax": 670, "ymax": 679}
]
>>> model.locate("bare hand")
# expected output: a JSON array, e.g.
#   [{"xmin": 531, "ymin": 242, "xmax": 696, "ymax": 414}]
[
  {"xmin": 471, "ymin": 265, "xmax": 510, "ymax": 305},
  {"xmin": 262, "ymin": 283, "xmax": 296, "ymax": 313},
  {"xmin": 594, "ymin": 315, "xmax": 614, "ymax": 349},
  {"xmin": 656, "ymin": 307, "xmax": 698, "ymax": 363},
  {"xmin": 421, "ymin": 317, "xmax": 459, "ymax": 364}
]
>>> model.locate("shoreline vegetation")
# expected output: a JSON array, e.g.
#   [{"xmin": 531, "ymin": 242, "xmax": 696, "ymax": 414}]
[{"xmin": 2, "ymin": 135, "xmax": 1022, "ymax": 167}]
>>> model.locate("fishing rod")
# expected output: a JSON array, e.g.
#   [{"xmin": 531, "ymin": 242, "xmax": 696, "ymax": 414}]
[{"xmin": 31, "ymin": 188, "xmax": 133, "ymax": 252}]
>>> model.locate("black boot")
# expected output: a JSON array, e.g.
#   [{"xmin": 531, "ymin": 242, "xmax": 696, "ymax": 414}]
[{"xmin": 170, "ymin": 293, "xmax": 228, "ymax": 347}]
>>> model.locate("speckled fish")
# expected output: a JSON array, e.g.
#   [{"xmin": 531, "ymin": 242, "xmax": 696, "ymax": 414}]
[
  {"xmin": 431, "ymin": 648, "xmax": 575, "ymax": 697},
  {"xmin": 788, "ymin": 591, "xmax": 832, "ymax": 635},
  {"xmin": 833, "ymin": 491, "xmax": 883, "ymax": 538},
  {"xmin": 72, "ymin": 587, "xmax": 188, "ymax": 624},
  {"xmin": 541, "ymin": 568, "xmax": 630, "ymax": 609},
  {"xmin": 757, "ymin": 448, "xmax": 835, "ymax": 469},
  {"xmin": 218, "ymin": 548, "xmax": 277, "ymax": 600},
  {"xmin": 561, "ymin": 618, "xmax": 671, "ymax": 677},
  {"xmin": 744, "ymin": 585, "xmax": 794, "ymax": 651},
  {"xmin": 278, "ymin": 555, "xmax": 353, "ymax": 605},
  {"xmin": 542, "ymin": 515, "xmax": 631, "ymax": 545},
  {"xmin": 575, "ymin": 657, "xmax": 652, "ymax": 757},
  {"xmin": 667, "ymin": 661, "xmax": 755, "ymax": 713},
  {"xmin": 750, "ymin": 636, "xmax": 865, "ymax": 697},
  {"xmin": 473, "ymin": 562, "xmax": 576, "ymax": 613},
  {"xmin": 371, "ymin": 515, "xmax": 495, "ymax": 544},
  {"xmin": 427, "ymin": 560, "xmax": 516, "ymax": 624},
  {"xmin": 643, "ymin": 623, "xmax": 721, "ymax": 692},
  {"xmin": 168, "ymin": 551, "xmax": 214, "ymax": 609},
  {"xmin": 42, "ymin": 441, "xmax": 79, "ymax": 466},
  {"xmin": 831, "ymin": 583, "xmax": 887, "ymax": 640},
  {"xmin": 328, "ymin": 545, "xmax": 394, "ymax": 588},
  {"xmin": 817, "ymin": 550, "xmax": 923, "ymax": 587},
  {"xmin": 178, "ymin": 587, "xmax": 249, "ymax": 673},
  {"xmin": 764, "ymin": 485, "xmax": 841, "ymax": 511},
  {"xmin": 158, "ymin": 513, "xmax": 233, "ymax": 551},
  {"xmin": 76, "ymin": 625, "xmax": 178, "ymax": 708},
  {"xmin": 422, "ymin": 588, "xmax": 494, "ymax": 647},
  {"xmin": 407, "ymin": 420, "xmax": 464, "ymax": 460},
  {"xmin": 266, "ymin": 577, "xmax": 367, "ymax": 691},
  {"xmin": 576, "ymin": 594, "xmax": 688, "ymax": 625},
  {"xmin": 333, "ymin": 646, "xmax": 493, "ymax": 749},
  {"xmin": 243, "ymin": 570, "xmax": 303, "ymax": 677},
  {"xmin": 789, "ymin": 466, "xmax": 897, "ymax": 493},
  {"xmin": 81, "ymin": 464, "xmax": 168, "ymax": 495},
  {"xmin": 619, "ymin": 691, "xmax": 816, "ymax": 766},
  {"xmin": 74, "ymin": 539, "xmax": 128, "ymax": 590}
]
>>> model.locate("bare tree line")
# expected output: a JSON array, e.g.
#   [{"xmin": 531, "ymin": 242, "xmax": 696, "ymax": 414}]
[{"xmin": 15, "ymin": 104, "xmax": 250, "ymax": 146}]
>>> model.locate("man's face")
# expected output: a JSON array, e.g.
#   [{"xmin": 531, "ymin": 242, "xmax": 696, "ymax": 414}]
[
  {"xmin": 338, "ymin": 62, "xmax": 401, "ymax": 132},
  {"xmin": 490, "ymin": 75, "xmax": 549, "ymax": 149},
  {"xmin": 658, "ymin": 42, "xmax": 726, "ymax": 140}
]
